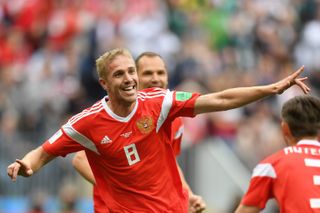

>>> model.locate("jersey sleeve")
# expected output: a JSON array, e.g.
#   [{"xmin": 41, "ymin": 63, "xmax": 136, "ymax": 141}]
[
  {"xmin": 241, "ymin": 163, "xmax": 276, "ymax": 209},
  {"xmin": 42, "ymin": 109, "xmax": 100, "ymax": 157},
  {"xmin": 42, "ymin": 127, "xmax": 83, "ymax": 157},
  {"xmin": 170, "ymin": 91, "xmax": 201, "ymax": 118},
  {"xmin": 171, "ymin": 118, "xmax": 184, "ymax": 156},
  {"xmin": 155, "ymin": 89, "xmax": 200, "ymax": 134}
]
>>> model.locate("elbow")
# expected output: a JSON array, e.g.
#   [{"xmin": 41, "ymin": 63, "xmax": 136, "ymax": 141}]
[{"xmin": 72, "ymin": 153, "xmax": 84, "ymax": 168}]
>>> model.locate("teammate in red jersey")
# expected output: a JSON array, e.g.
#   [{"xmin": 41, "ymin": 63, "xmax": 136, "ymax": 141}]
[
  {"xmin": 235, "ymin": 95, "xmax": 320, "ymax": 213},
  {"xmin": 72, "ymin": 51, "xmax": 206, "ymax": 212},
  {"xmin": 7, "ymin": 48, "xmax": 310, "ymax": 212}
]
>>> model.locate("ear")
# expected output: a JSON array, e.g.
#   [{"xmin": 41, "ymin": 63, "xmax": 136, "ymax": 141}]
[
  {"xmin": 99, "ymin": 78, "xmax": 108, "ymax": 91},
  {"xmin": 281, "ymin": 120, "xmax": 294, "ymax": 145}
]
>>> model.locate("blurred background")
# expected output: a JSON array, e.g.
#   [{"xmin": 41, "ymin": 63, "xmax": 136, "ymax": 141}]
[{"xmin": 0, "ymin": 0, "xmax": 320, "ymax": 212}]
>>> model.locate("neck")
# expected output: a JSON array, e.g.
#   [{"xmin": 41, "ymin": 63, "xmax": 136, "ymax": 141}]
[{"xmin": 106, "ymin": 99, "xmax": 136, "ymax": 117}]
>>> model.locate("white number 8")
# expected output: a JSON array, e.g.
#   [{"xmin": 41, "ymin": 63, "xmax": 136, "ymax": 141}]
[{"xmin": 124, "ymin": 144, "xmax": 140, "ymax": 166}]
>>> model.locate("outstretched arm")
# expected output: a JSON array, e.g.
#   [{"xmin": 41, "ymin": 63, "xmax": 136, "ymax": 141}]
[
  {"xmin": 235, "ymin": 204, "xmax": 260, "ymax": 213},
  {"xmin": 72, "ymin": 151, "xmax": 96, "ymax": 185},
  {"xmin": 194, "ymin": 66, "xmax": 310, "ymax": 114},
  {"xmin": 7, "ymin": 146, "xmax": 55, "ymax": 181}
]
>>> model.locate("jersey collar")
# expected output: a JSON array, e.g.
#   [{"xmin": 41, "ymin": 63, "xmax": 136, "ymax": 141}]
[
  {"xmin": 297, "ymin": 139, "xmax": 320, "ymax": 147},
  {"xmin": 102, "ymin": 96, "xmax": 138, "ymax": 122}
]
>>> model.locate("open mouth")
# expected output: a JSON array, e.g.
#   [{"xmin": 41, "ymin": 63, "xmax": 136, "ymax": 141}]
[
  {"xmin": 122, "ymin": 85, "xmax": 136, "ymax": 91},
  {"xmin": 121, "ymin": 85, "xmax": 137, "ymax": 95}
]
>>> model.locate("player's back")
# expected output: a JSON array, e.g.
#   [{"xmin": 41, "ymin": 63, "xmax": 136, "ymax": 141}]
[{"xmin": 270, "ymin": 140, "xmax": 320, "ymax": 212}]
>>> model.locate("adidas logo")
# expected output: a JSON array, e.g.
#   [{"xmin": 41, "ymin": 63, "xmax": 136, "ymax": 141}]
[{"xmin": 101, "ymin": 135, "xmax": 112, "ymax": 144}]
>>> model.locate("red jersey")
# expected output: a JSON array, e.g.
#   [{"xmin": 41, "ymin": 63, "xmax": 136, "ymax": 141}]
[
  {"xmin": 171, "ymin": 117, "xmax": 183, "ymax": 156},
  {"xmin": 92, "ymin": 111, "xmax": 184, "ymax": 212},
  {"xmin": 93, "ymin": 186, "xmax": 109, "ymax": 213},
  {"xmin": 43, "ymin": 88, "xmax": 199, "ymax": 212},
  {"xmin": 241, "ymin": 139, "xmax": 320, "ymax": 212}
]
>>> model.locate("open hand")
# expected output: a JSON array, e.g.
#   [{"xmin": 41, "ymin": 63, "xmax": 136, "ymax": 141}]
[{"xmin": 276, "ymin": 66, "xmax": 310, "ymax": 94}]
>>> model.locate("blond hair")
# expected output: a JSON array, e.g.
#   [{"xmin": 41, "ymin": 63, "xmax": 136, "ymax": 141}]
[{"xmin": 96, "ymin": 48, "xmax": 133, "ymax": 78}]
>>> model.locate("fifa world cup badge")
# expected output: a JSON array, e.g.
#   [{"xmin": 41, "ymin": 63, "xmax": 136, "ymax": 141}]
[{"xmin": 136, "ymin": 116, "xmax": 154, "ymax": 134}]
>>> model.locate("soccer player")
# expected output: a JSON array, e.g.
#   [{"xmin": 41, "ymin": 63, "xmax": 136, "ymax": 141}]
[
  {"xmin": 72, "ymin": 51, "xmax": 206, "ymax": 212},
  {"xmin": 7, "ymin": 48, "xmax": 310, "ymax": 212},
  {"xmin": 235, "ymin": 95, "xmax": 320, "ymax": 213}
]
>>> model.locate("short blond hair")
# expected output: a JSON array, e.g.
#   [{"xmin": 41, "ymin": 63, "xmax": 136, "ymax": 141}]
[{"xmin": 96, "ymin": 48, "xmax": 133, "ymax": 78}]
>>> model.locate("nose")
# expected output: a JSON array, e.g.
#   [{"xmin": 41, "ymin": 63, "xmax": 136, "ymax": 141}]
[
  {"xmin": 123, "ymin": 72, "xmax": 133, "ymax": 82},
  {"xmin": 151, "ymin": 73, "xmax": 159, "ymax": 82}
]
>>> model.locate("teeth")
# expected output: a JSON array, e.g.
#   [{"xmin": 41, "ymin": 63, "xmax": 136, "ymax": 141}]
[{"xmin": 123, "ymin": 86, "xmax": 134, "ymax": 91}]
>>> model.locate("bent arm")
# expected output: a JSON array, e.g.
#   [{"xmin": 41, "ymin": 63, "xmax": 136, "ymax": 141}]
[
  {"xmin": 23, "ymin": 146, "xmax": 55, "ymax": 172},
  {"xmin": 7, "ymin": 146, "xmax": 55, "ymax": 181},
  {"xmin": 177, "ymin": 164, "xmax": 192, "ymax": 194},
  {"xmin": 235, "ymin": 204, "xmax": 260, "ymax": 213},
  {"xmin": 177, "ymin": 163, "xmax": 206, "ymax": 213},
  {"xmin": 194, "ymin": 66, "xmax": 309, "ymax": 114},
  {"xmin": 72, "ymin": 151, "xmax": 96, "ymax": 185}
]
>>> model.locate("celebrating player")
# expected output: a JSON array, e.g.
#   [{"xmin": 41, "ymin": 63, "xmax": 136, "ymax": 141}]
[
  {"xmin": 8, "ymin": 48, "xmax": 310, "ymax": 212},
  {"xmin": 72, "ymin": 52, "xmax": 206, "ymax": 212},
  {"xmin": 235, "ymin": 95, "xmax": 320, "ymax": 213}
]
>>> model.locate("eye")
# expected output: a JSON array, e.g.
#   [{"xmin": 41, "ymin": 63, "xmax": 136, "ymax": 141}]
[
  {"xmin": 158, "ymin": 70, "xmax": 166, "ymax": 76},
  {"xmin": 142, "ymin": 70, "xmax": 153, "ymax": 76},
  {"xmin": 128, "ymin": 68, "xmax": 136, "ymax": 75},
  {"xmin": 113, "ymin": 71, "xmax": 123, "ymax": 78}
]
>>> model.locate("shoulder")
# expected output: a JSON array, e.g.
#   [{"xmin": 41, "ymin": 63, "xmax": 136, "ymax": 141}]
[
  {"xmin": 252, "ymin": 150, "xmax": 286, "ymax": 178},
  {"xmin": 68, "ymin": 99, "xmax": 105, "ymax": 126},
  {"xmin": 138, "ymin": 88, "xmax": 168, "ymax": 98},
  {"xmin": 260, "ymin": 149, "xmax": 285, "ymax": 164},
  {"xmin": 137, "ymin": 88, "xmax": 170, "ymax": 104}
]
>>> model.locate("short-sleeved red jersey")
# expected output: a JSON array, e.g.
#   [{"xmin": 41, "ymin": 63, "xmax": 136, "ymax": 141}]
[
  {"xmin": 93, "ymin": 186, "xmax": 109, "ymax": 213},
  {"xmin": 92, "ymin": 117, "xmax": 184, "ymax": 212},
  {"xmin": 171, "ymin": 117, "xmax": 183, "ymax": 156},
  {"xmin": 43, "ymin": 88, "xmax": 199, "ymax": 212},
  {"xmin": 241, "ymin": 139, "xmax": 320, "ymax": 212}
]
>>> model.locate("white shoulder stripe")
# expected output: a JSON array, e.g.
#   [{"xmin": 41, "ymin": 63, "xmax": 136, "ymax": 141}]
[
  {"xmin": 156, "ymin": 89, "xmax": 173, "ymax": 133},
  {"xmin": 62, "ymin": 123, "xmax": 100, "ymax": 155},
  {"xmin": 69, "ymin": 105, "xmax": 104, "ymax": 125},
  {"xmin": 69, "ymin": 102, "xmax": 102, "ymax": 123},
  {"xmin": 137, "ymin": 94, "xmax": 166, "ymax": 101},
  {"xmin": 252, "ymin": 163, "xmax": 276, "ymax": 178},
  {"xmin": 138, "ymin": 90, "xmax": 166, "ymax": 97}
]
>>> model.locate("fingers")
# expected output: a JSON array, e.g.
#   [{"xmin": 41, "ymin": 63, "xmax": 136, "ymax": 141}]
[
  {"xmin": 7, "ymin": 162, "xmax": 21, "ymax": 181},
  {"xmin": 16, "ymin": 159, "xmax": 33, "ymax": 176},
  {"xmin": 16, "ymin": 159, "xmax": 27, "ymax": 168},
  {"xmin": 287, "ymin": 66, "xmax": 305, "ymax": 84},
  {"xmin": 295, "ymin": 78, "xmax": 311, "ymax": 94},
  {"xmin": 284, "ymin": 66, "xmax": 310, "ymax": 94},
  {"xmin": 189, "ymin": 195, "xmax": 206, "ymax": 213},
  {"xmin": 291, "ymin": 65, "xmax": 304, "ymax": 78},
  {"xmin": 7, "ymin": 159, "xmax": 33, "ymax": 181}
]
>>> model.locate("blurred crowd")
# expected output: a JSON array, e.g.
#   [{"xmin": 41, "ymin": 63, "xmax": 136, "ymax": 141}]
[{"xmin": 1, "ymin": 0, "xmax": 320, "ymax": 211}]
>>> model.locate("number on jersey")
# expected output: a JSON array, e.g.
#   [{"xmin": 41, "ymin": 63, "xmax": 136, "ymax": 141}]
[
  {"xmin": 124, "ymin": 144, "xmax": 140, "ymax": 166},
  {"xmin": 304, "ymin": 158, "xmax": 320, "ymax": 209}
]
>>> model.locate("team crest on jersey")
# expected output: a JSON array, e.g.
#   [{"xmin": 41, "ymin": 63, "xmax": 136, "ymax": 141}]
[{"xmin": 136, "ymin": 116, "xmax": 154, "ymax": 134}]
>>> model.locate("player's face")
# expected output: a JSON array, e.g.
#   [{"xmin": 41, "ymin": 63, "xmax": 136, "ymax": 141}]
[
  {"xmin": 101, "ymin": 54, "xmax": 138, "ymax": 106},
  {"xmin": 137, "ymin": 56, "xmax": 168, "ymax": 90}
]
